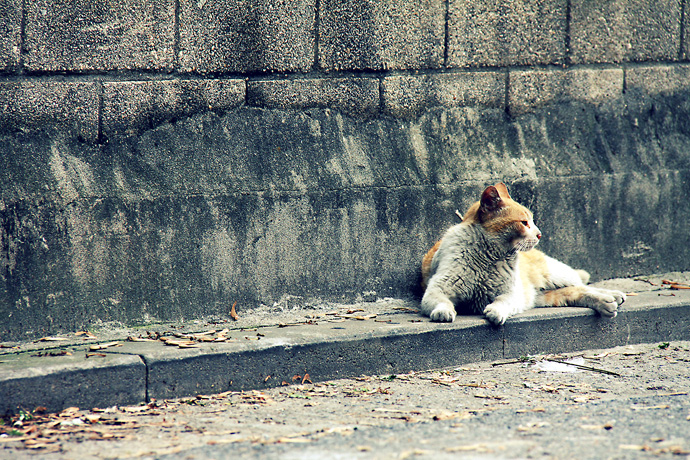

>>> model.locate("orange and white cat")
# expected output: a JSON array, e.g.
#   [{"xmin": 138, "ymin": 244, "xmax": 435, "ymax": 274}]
[{"xmin": 421, "ymin": 183, "xmax": 625, "ymax": 325}]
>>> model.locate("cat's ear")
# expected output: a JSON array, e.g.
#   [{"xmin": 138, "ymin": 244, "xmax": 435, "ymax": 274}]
[
  {"xmin": 480, "ymin": 185, "xmax": 505, "ymax": 216},
  {"xmin": 494, "ymin": 182, "xmax": 511, "ymax": 199}
]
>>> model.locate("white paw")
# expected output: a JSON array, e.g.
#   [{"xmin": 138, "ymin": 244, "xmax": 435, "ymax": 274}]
[
  {"xmin": 430, "ymin": 303, "xmax": 456, "ymax": 322},
  {"xmin": 483, "ymin": 301, "xmax": 510, "ymax": 326},
  {"xmin": 584, "ymin": 288, "xmax": 626, "ymax": 318}
]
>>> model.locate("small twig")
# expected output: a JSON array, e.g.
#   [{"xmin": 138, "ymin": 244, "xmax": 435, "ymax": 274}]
[
  {"xmin": 634, "ymin": 278, "xmax": 658, "ymax": 286},
  {"xmin": 491, "ymin": 357, "xmax": 533, "ymax": 367},
  {"xmin": 545, "ymin": 358, "xmax": 621, "ymax": 377},
  {"xmin": 455, "ymin": 209, "xmax": 463, "ymax": 220}
]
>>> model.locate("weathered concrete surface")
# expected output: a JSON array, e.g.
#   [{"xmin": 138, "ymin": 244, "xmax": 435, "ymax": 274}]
[
  {"xmin": 1, "ymin": 287, "xmax": 689, "ymax": 415},
  {"xmin": 2, "ymin": 85, "xmax": 690, "ymax": 339},
  {"xmin": 102, "ymin": 79, "xmax": 246, "ymax": 138}
]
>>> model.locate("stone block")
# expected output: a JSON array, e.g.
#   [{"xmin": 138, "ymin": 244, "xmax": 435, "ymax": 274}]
[
  {"xmin": 504, "ymin": 301, "xmax": 690, "ymax": 359},
  {"xmin": 318, "ymin": 0, "xmax": 445, "ymax": 71},
  {"xmin": 0, "ymin": 81, "xmax": 99, "ymax": 141},
  {"xmin": 102, "ymin": 79, "xmax": 246, "ymax": 137},
  {"xmin": 247, "ymin": 77, "xmax": 379, "ymax": 117},
  {"xmin": 508, "ymin": 68, "xmax": 624, "ymax": 115},
  {"xmin": 141, "ymin": 319, "xmax": 502, "ymax": 400},
  {"xmin": 382, "ymin": 71, "xmax": 505, "ymax": 118},
  {"xmin": 0, "ymin": 0, "xmax": 21, "ymax": 70},
  {"xmin": 0, "ymin": 352, "xmax": 145, "ymax": 414},
  {"xmin": 448, "ymin": 0, "xmax": 567, "ymax": 67},
  {"xmin": 179, "ymin": 0, "xmax": 315, "ymax": 74},
  {"xmin": 570, "ymin": 0, "xmax": 681, "ymax": 64},
  {"xmin": 24, "ymin": 0, "xmax": 175, "ymax": 71},
  {"xmin": 625, "ymin": 64, "xmax": 690, "ymax": 96}
]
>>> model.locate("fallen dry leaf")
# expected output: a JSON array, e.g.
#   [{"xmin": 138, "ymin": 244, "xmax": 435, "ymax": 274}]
[
  {"xmin": 120, "ymin": 405, "xmax": 150, "ymax": 413},
  {"xmin": 0, "ymin": 436, "xmax": 32, "ymax": 443},
  {"xmin": 230, "ymin": 301, "xmax": 239, "ymax": 321},
  {"xmin": 274, "ymin": 437, "xmax": 311, "ymax": 444},
  {"xmin": 664, "ymin": 446, "xmax": 690, "ymax": 454},
  {"xmin": 516, "ymin": 407, "xmax": 546, "ymax": 413},
  {"xmin": 75, "ymin": 331, "xmax": 97, "ymax": 339},
  {"xmin": 60, "ymin": 407, "xmax": 81, "ymax": 416},
  {"xmin": 619, "ymin": 444, "xmax": 653, "ymax": 451},
  {"xmin": 445, "ymin": 444, "xmax": 491, "ymax": 453},
  {"xmin": 239, "ymin": 391, "xmax": 274, "ymax": 405},
  {"xmin": 432, "ymin": 410, "xmax": 471, "ymax": 421},
  {"xmin": 85, "ymin": 353, "xmax": 107, "ymax": 358},
  {"xmin": 399, "ymin": 449, "xmax": 431, "ymax": 459},
  {"xmin": 474, "ymin": 393, "xmax": 504, "ymax": 400},
  {"xmin": 631, "ymin": 404, "xmax": 670, "ymax": 411},
  {"xmin": 89, "ymin": 341, "xmax": 121, "ymax": 351},
  {"xmin": 341, "ymin": 314, "xmax": 377, "ymax": 320},
  {"xmin": 517, "ymin": 421, "xmax": 549, "ymax": 432},
  {"xmin": 84, "ymin": 414, "xmax": 102, "ymax": 423},
  {"xmin": 31, "ymin": 350, "xmax": 72, "ymax": 357},
  {"xmin": 580, "ymin": 423, "xmax": 614, "ymax": 430}
]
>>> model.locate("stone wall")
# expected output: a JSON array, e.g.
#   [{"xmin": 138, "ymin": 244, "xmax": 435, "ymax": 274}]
[{"xmin": 2, "ymin": 0, "xmax": 690, "ymax": 339}]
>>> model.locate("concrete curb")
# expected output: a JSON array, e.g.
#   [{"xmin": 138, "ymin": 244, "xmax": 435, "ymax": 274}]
[{"xmin": 2, "ymin": 290, "xmax": 689, "ymax": 414}]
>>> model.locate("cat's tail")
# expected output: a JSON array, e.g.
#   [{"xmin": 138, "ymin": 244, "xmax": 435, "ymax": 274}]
[{"xmin": 421, "ymin": 239, "xmax": 442, "ymax": 289}]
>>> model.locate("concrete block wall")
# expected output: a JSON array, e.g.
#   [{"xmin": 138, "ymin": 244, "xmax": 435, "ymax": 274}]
[
  {"xmin": 1, "ymin": 0, "xmax": 689, "ymax": 138},
  {"xmin": 2, "ymin": 0, "xmax": 690, "ymax": 339}
]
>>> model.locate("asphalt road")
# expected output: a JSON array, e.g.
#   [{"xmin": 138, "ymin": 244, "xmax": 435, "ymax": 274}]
[{"xmin": 2, "ymin": 341, "xmax": 689, "ymax": 459}]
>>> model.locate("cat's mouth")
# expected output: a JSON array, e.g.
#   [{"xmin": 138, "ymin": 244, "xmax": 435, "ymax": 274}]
[{"xmin": 514, "ymin": 238, "xmax": 540, "ymax": 252}]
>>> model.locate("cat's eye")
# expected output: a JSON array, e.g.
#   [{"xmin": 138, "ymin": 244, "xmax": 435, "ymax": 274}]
[{"xmin": 521, "ymin": 221, "xmax": 529, "ymax": 227}]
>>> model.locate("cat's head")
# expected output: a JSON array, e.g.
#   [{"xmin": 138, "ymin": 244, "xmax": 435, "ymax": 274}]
[{"xmin": 464, "ymin": 183, "xmax": 541, "ymax": 251}]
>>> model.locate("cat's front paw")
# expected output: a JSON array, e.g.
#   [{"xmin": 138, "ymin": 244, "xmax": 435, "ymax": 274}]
[
  {"xmin": 585, "ymin": 288, "xmax": 626, "ymax": 317},
  {"xmin": 430, "ymin": 303, "xmax": 456, "ymax": 322},
  {"xmin": 483, "ymin": 302, "xmax": 510, "ymax": 326}
]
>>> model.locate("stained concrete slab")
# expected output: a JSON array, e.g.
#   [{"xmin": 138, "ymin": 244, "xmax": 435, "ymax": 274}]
[{"xmin": 4, "ymin": 94, "xmax": 690, "ymax": 340}]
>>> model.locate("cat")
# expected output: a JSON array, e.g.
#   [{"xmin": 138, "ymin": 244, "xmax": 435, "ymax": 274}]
[{"xmin": 420, "ymin": 183, "xmax": 626, "ymax": 325}]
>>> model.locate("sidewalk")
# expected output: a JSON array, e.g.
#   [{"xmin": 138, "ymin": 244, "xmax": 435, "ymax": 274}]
[{"xmin": 2, "ymin": 274, "xmax": 689, "ymax": 415}]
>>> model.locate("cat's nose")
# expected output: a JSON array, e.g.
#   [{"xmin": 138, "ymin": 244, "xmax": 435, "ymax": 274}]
[{"xmin": 536, "ymin": 232, "xmax": 542, "ymax": 240}]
